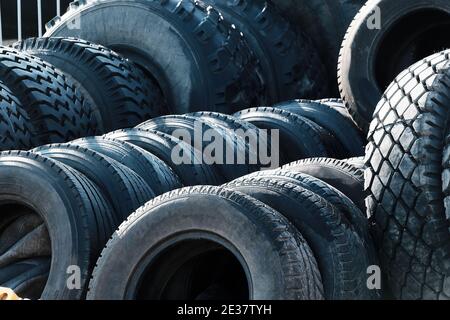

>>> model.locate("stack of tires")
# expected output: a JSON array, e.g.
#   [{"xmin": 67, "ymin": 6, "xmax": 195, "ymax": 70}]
[
  {"xmin": 1, "ymin": 0, "xmax": 449, "ymax": 301},
  {"xmin": 0, "ymin": 101, "xmax": 370, "ymax": 300}
]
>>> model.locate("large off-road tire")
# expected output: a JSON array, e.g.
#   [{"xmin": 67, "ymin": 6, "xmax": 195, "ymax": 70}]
[
  {"xmin": 204, "ymin": 0, "xmax": 328, "ymax": 101},
  {"xmin": 105, "ymin": 128, "xmax": 222, "ymax": 186},
  {"xmin": 14, "ymin": 37, "xmax": 168, "ymax": 131},
  {"xmin": 338, "ymin": 0, "xmax": 450, "ymax": 133},
  {"xmin": 0, "ymin": 151, "xmax": 114, "ymax": 299},
  {"xmin": 32, "ymin": 143, "xmax": 154, "ymax": 224},
  {"xmin": 71, "ymin": 136, "xmax": 182, "ymax": 195},
  {"xmin": 87, "ymin": 186, "xmax": 324, "ymax": 300},
  {"xmin": 138, "ymin": 115, "xmax": 258, "ymax": 180},
  {"xmin": 226, "ymin": 176, "xmax": 374, "ymax": 299},
  {"xmin": 45, "ymin": 0, "xmax": 265, "ymax": 114},
  {"xmin": 272, "ymin": 0, "xmax": 365, "ymax": 92},
  {"xmin": 283, "ymin": 157, "xmax": 365, "ymax": 212},
  {"xmin": 365, "ymin": 50, "xmax": 450, "ymax": 300},
  {"xmin": 0, "ymin": 46, "xmax": 98, "ymax": 145},
  {"xmin": 234, "ymin": 107, "xmax": 328, "ymax": 163},
  {"xmin": 274, "ymin": 99, "xmax": 365, "ymax": 157},
  {"xmin": 0, "ymin": 81, "xmax": 34, "ymax": 151}
]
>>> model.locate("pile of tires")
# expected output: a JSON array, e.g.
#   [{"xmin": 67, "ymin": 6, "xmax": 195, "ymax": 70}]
[
  {"xmin": 0, "ymin": 40, "xmax": 167, "ymax": 151},
  {"xmin": 0, "ymin": 0, "xmax": 449, "ymax": 302},
  {"xmin": 0, "ymin": 100, "xmax": 368, "ymax": 300}
]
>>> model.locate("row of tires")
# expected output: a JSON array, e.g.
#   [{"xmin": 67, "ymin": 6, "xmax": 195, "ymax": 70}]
[
  {"xmin": 0, "ymin": 40, "xmax": 165, "ymax": 150},
  {"xmin": 0, "ymin": 101, "xmax": 371, "ymax": 300},
  {"xmin": 1, "ymin": 0, "xmax": 363, "ymax": 151}
]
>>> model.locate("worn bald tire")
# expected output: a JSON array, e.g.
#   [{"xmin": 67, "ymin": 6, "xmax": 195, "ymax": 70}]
[
  {"xmin": 106, "ymin": 128, "xmax": 222, "ymax": 186},
  {"xmin": 14, "ymin": 37, "xmax": 167, "ymax": 131},
  {"xmin": 204, "ymin": 0, "xmax": 328, "ymax": 100},
  {"xmin": 71, "ymin": 136, "xmax": 181, "ymax": 195},
  {"xmin": 0, "ymin": 81, "xmax": 34, "ymax": 150},
  {"xmin": 45, "ymin": 0, "xmax": 265, "ymax": 114},
  {"xmin": 226, "ymin": 176, "xmax": 374, "ymax": 299},
  {"xmin": 0, "ymin": 151, "xmax": 113, "ymax": 299},
  {"xmin": 365, "ymin": 50, "xmax": 450, "ymax": 300},
  {"xmin": 274, "ymin": 100, "xmax": 365, "ymax": 158},
  {"xmin": 283, "ymin": 158, "xmax": 365, "ymax": 212},
  {"xmin": 338, "ymin": 0, "xmax": 450, "ymax": 132},
  {"xmin": 234, "ymin": 107, "xmax": 328, "ymax": 164},
  {"xmin": 0, "ymin": 46, "xmax": 98, "ymax": 145},
  {"xmin": 138, "ymin": 115, "xmax": 258, "ymax": 181},
  {"xmin": 272, "ymin": 0, "xmax": 365, "ymax": 92},
  {"xmin": 32, "ymin": 143, "xmax": 154, "ymax": 224},
  {"xmin": 87, "ymin": 186, "xmax": 324, "ymax": 300}
]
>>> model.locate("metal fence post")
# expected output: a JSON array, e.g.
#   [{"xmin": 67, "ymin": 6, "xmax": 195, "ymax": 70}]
[
  {"xmin": 17, "ymin": 0, "xmax": 22, "ymax": 41},
  {"xmin": 37, "ymin": 0, "xmax": 42, "ymax": 37},
  {"xmin": 0, "ymin": 2, "xmax": 3, "ymax": 45}
]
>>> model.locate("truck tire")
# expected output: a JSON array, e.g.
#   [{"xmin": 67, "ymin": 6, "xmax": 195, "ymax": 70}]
[
  {"xmin": 338, "ymin": 0, "xmax": 450, "ymax": 133},
  {"xmin": 105, "ymin": 128, "xmax": 222, "ymax": 186},
  {"xmin": 138, "ymin": 115, "xmax": 257, "ymax": 180},
  {"xmin": 203, "ymin": 0, "xmax": 328, "ymax": 100},
  {"xmin": 0, "ymin": 46, "xmax": 98, "ymax": 145},
  {"xmin": 0, "ymin": 151, "xmax": 114, "ymax": 299},
  {"xmin": 272, "ymin": 0, "xmax": 365, "ymax": 92},
  {"xmin": 0, "ymin": 82, "xmax": 34, "ymax": 150},
  {"xmin": 234, "ymin": 107, "xmax": 328, "ymax": 163},
  {"xmin": 283, "ymin": 157, "xmax": 365, "ymax": 212},
  {"xmin": 14, "ymin": 37, "xmax": 168, "ymax": 131},
  {"xmin": 365, "ymin": 50, "xmax": 450, "ymax": 300},
  {"xmin": 71, "ymin": 136, "xmax": 181, "ymax": 195},
  {"xmin": 237, "ymin": 169, "xmax": 376, "ymax": 261},
  {"xmin": 32, "ymin": 143, "xmax": 154, "ymax": 223},
  {"xmin": 274, "ymin": 100, "xmax": 365, "ymax": 157},
  {"xmin": 189, "ymin": 111, "xmax": 275, "ymax": 168},
  {"xmin": 226, "ymin": 176, "xmax": 374, "ymax": 299},
  {"xmin": 87, "ymin": 186, "xmax": 324, "ymax": 300},
  {"xmin": 45, "ymin": 0, "xmax": 265, "ymax": 114}
]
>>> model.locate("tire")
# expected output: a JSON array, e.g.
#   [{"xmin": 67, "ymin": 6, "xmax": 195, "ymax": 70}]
[
  {"xmin": 45, "ymin": 0, "xmax": 265, "ymax": 114},
  {"xmin": 71, "ymin": 136, "xmax": 181, "ymax": 196},
  {"xmin": 242, "ymin": 168, "xmax": 382, "ymax": 299},
  {"xmin": 234, "ymin": 107, "xmax": 328, "ymax": 163},
  {"xmin": 365, "ymin": 50, "xmax": 450, "ymax": 300},
  {"xmin": 226, "ymin": 176, "xmax": 373, "ymax": 299},
  {"xmin": 138, "ymin": 115, "xmax": 258, "ymax": 180},
  {"xmin": 0, "ymin": 46, "xmax": 98, "ymax": 145},
  {"xmin": 274, "ymin": 100, "xmax": 365, "ymax": 157},
  {"xmin": 32, "ymin": 143, "xmax": 154, "ymax": 223},
  {"xmin": 0, "ymin": 81, "xmax": 34, "ymax": 150},
  {"xmin": 87, "ymin": 186, "xmax": 324, "ymax": 300},
  {"xmin": 14, "ymin": 37, "xmax": 168, "ymax": 131},
  {"xmin": 203, "ymin": 0, "xmax": 328, "ymax": 101},
  {"xmin": 105, "ymin": 128, "xmax": 222, "ymax": 186},
  {"xmin": 338, "ymin": 0, "xmax": 450, "ymax": 133},
  {"xmin": 282, "ymin": 158, "xmax": 365, "ymax": 212},
  {"xmin": 272, "ymin": 0, "xmax": 365, "ymax": 92},
  {"xmin": 0, "ymin": 150, "xmax": 113, "ymax": 299},
  {"xmin": 189, "ymin": 111, "xmax": 275, "ymax": 169}
]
